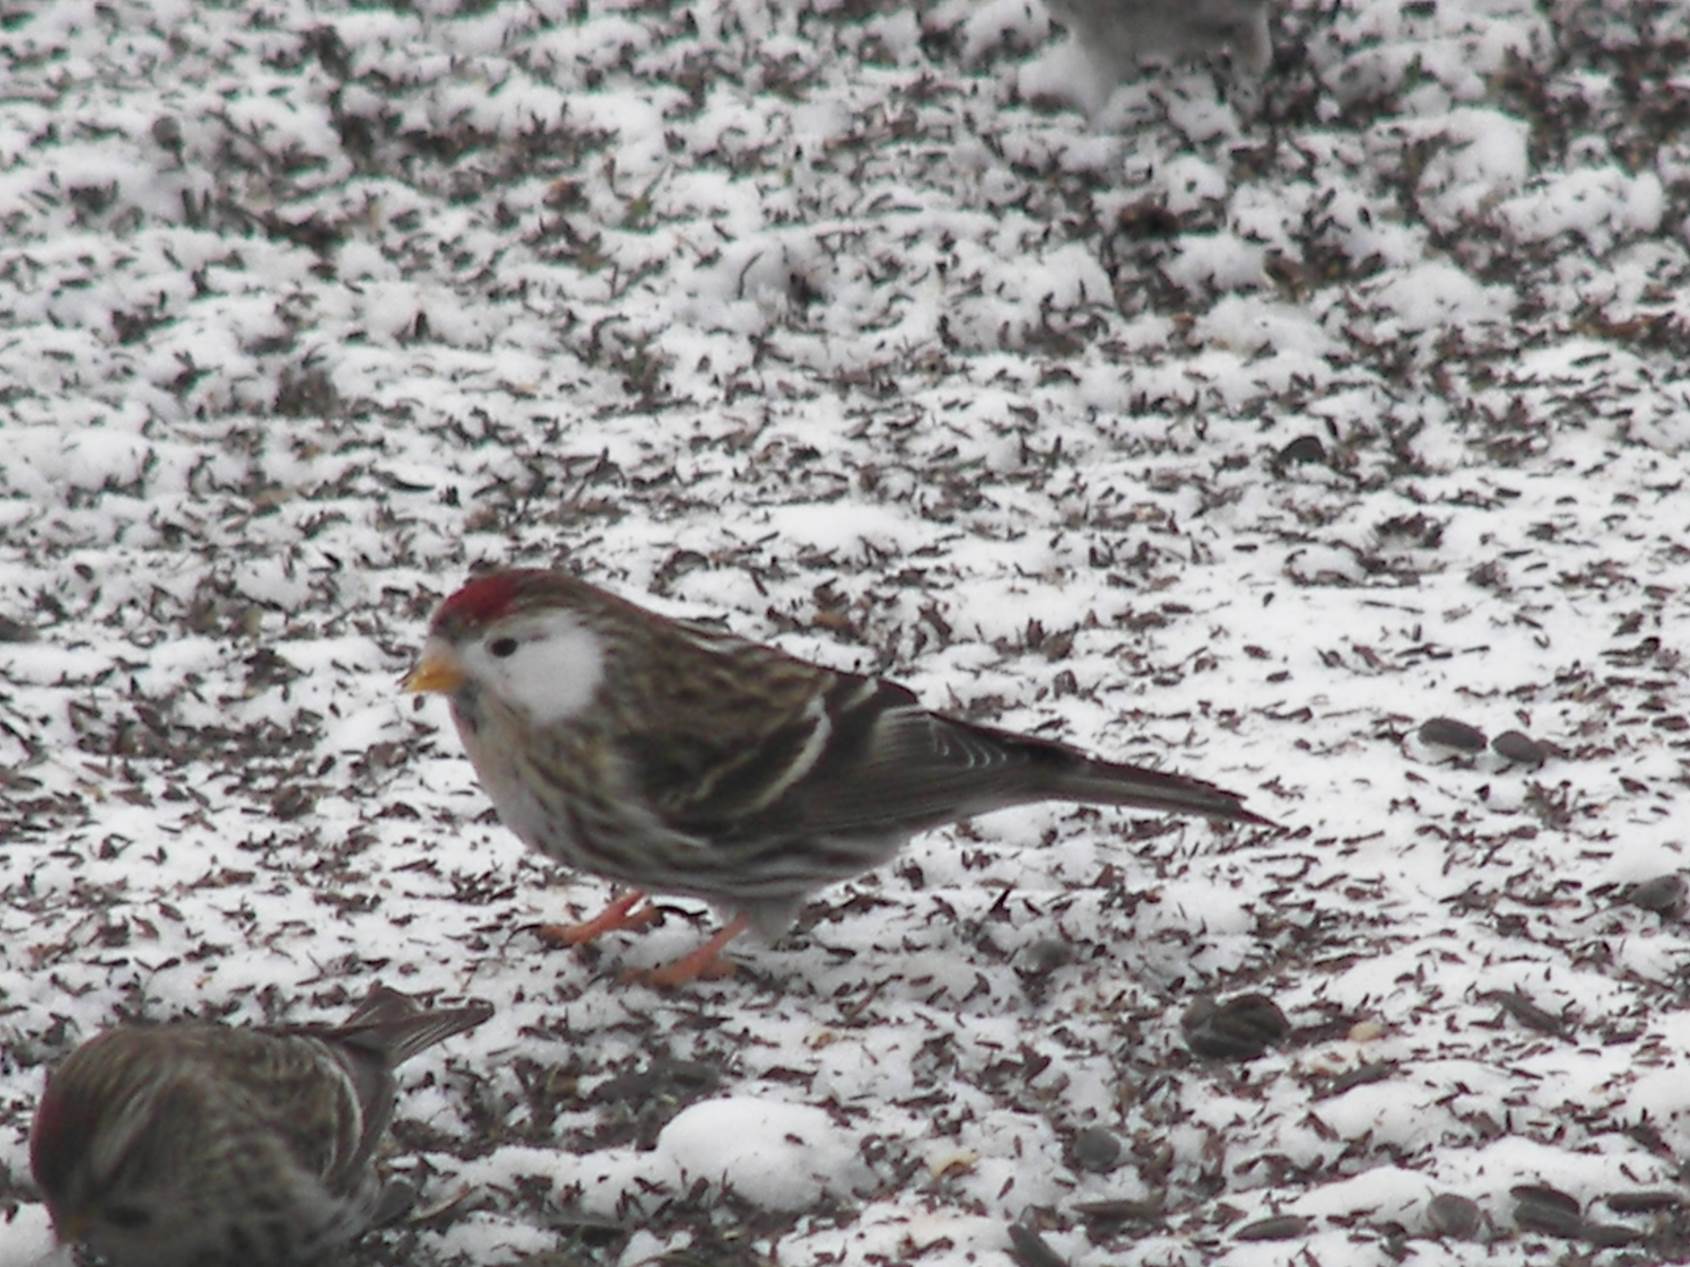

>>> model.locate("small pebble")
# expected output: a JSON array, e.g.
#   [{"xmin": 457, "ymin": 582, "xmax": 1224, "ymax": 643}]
[
  {"xmin": 1607, "ymin": 1190, "xmax": 1683, "ymax": 1214},
  {"xmin": 1113, "ymin": 199, "xmax": 1181, "ymax": 239},
  {"xmin": 1073, "ymin": 1196, "xmax": 1164, "ymax": 1222},
  {"xmin": 1486, "ymin": 990, "xmax": 1570, "ymax": 1037},
  {"xmin": 1511, "ymin": 1184, "xmax": 1583, "ymax": 1239},
  {"xmin": 1182, "ymin": 993, "xmax": 1290, "ymax": 1061},
  {"xmin": 1426, "ymin": 1192, "xmax": 1482, "ymax": 1239},
  {"xmin": 1419, "ymin": 717, "xmax": 1487, "ymax": 752},
  {"xmin": 1581, "ymin": 1223, "xmax": 1642, "ymax": 1247},
  {"xmin": 1623, "ymin": 874, "xmax": 1685, "ymax": 918},
  {"xmin": 1071, "ymin": 1127, "xmax": 1122, "ymax": 1174},
  {"xmin": 1511, "ymin": 1183, "xmax": 1578, "ymax": 1212},
  {"xmin": 1020, "ymin": 939, "xmax": 1073, "ymax": 976},
  {"xmin": 1006, "ymin": 1222, "xmax": 1066, "ymax": 1267},
  {"xmin": 1323, "ymin": 1060, "xmax": 1392, "ymax": 1095},
  {"xmin": 151, "ymin": 115, "xmax": 184, "ymax": 151},
  {"xmin": 1274, "ymin": 435, "xmax": 1326, "ymax": 467},
  {"xmin": 1234, "ymin": 1214, "xmax": 1310, "ymax": 1242},
  {"xmin": 1492, "ymin": 729, "xmax": 1546, "ymax": 766}
]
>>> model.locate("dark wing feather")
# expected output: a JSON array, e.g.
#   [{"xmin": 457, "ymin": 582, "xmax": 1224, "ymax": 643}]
[
  {"xmin": 273, "ymin": 988, "xmax": 493, "ymax": 1188},
  {"xmin": 769, "ymin": 704, "xmax": 1082, "ymax": 838},
  {"xmin": 635, "ymin": 671, "xmax": 897, "ymax": 836},
  {"xmin": 683, "ymin": 692, "xmax": 1266, "ymax": 841},
  {"xmin": 606, "ymin": 602, "xmax": 1266, "ymax": 842}
]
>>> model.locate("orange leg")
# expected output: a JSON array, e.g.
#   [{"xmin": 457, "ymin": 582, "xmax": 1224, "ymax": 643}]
[
  {"xmin": 537, "ymin": 890, "xmax": 660, "ymax": 948},
  {"xmin": 626, "ymin": 914, "xmax": 753, "ymax": 988}
]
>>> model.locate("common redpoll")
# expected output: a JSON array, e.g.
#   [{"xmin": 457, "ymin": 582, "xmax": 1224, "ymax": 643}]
[
  {"xmin": 30, "ymin": 986, "xmax": 492, "ymax": 1267},
  {"xmin": 1047, "ymin": 0, "xmax": 1272, "ymax": 83},
  {"xmin": 405, "ymin": 568, "xmax": 1269, "ymax": 985}
]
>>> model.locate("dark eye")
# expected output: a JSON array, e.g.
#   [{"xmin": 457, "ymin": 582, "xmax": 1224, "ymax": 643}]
[
  {"xmin": 488, "ymin": 637, "xmax": 518, "ymax": 659},
  {"xmin": 105, "ymin": 1204, "xmax": 152, "ymax": 1229}
]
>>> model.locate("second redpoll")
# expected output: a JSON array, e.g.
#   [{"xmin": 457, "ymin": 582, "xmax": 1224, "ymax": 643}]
[{"xmin": 30, "ymin": 985, "xmax": 492, "ymax": 1267}]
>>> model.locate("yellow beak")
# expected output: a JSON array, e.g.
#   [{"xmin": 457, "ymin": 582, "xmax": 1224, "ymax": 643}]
[{"xmin": 402, "ymin": 645, "xmax": 465, "ymax": 695}]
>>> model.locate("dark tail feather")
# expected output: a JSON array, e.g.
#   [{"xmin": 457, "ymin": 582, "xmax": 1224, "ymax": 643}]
[
  {"xmin": 988, "ymin": 725, "xmax": 1272, "ymax": 827},
  {"xmin": 323, "ymin": 985, "xmax": 494, "ymax": 1068},
  {"xmin": 1044, "ymin": 756, "xmax": 1271, "ymax": 826}
]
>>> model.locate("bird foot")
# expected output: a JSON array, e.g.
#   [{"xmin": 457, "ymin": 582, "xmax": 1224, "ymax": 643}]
[
  {"xmin": 622, "ymin": 914, "xmax": 752, "ymax": 988},
  {"xmin": 622, "ymin": 955, "xmax": 737, "ymax": 988},
  {"xmin": 537, "ymin": 890, "xmax": 659, "ymax": 947}
]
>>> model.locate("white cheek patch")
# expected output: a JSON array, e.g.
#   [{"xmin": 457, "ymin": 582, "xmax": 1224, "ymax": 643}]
[{"xmin": 487, "ymin": 611, "xmax": 606, "ymax": 725}]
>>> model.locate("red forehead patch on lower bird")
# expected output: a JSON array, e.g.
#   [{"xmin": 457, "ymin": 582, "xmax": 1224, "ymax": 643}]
[
  {"xmin": 29, "ymin": 1073, "xmax": 88, "ymax": 1197},
  {"xmin": 436, "ymin": 571, "xmax": 537, "ymax": 628}
]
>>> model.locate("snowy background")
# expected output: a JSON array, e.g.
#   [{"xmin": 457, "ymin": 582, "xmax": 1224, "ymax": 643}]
[{"xmin": 4, "ymin": 0, "xmax": 1690, "ymax": 1263}]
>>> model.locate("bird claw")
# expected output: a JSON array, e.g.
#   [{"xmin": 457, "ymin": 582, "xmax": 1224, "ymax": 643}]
[
  {"xmin": 621, "ymin": 954, "xmax": 738, "ymax": 989},
  {"xmin": 536, "ymin": 890, "xmax": 660, "ymax": 947},
  {"xmin": 620, "ymin": 913, "xmax": 752, "ymax": 988}
]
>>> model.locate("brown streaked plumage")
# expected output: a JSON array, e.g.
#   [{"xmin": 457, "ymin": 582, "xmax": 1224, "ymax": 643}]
[
  {"xmin": 30, "ymin": 986, "xmax": 492, "ymax": 1267},
  {"xmin": 406, "ymin": 568, "xmax": 1271, "ymax": 984}
]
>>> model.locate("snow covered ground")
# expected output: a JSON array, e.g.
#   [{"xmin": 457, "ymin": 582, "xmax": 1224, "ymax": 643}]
[{"xmin": 4, "ymin": 0, "xmax": 1690, "ymax": 1263}]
